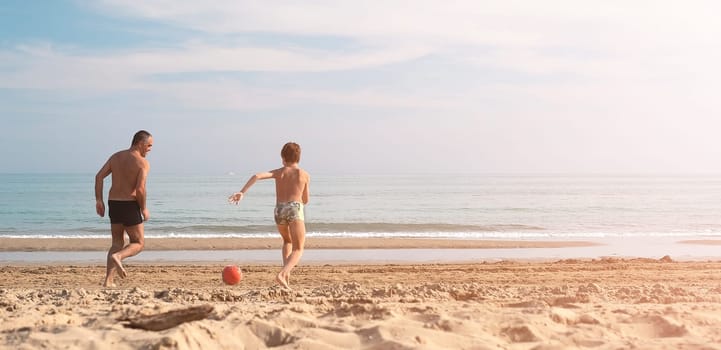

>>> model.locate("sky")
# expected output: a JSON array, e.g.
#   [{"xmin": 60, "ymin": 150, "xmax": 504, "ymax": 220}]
[{"xmin": 1, "ymin": 1, "xmax": 720, "ymax": 175}]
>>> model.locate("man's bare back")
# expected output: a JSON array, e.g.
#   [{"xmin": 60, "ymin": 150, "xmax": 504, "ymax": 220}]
[{"xmin": 107, "ymin": 150, "xmax": 149, "ymax": 201}]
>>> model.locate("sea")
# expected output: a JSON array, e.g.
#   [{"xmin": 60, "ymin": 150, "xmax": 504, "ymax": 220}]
[{"xmin": 2, "ymin": 173, "xmax": 721, "ymax": 241}]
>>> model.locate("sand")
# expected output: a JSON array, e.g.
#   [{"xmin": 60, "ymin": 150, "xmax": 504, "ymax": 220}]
[{"xmin": 2, "ymin": 239, "xmax": 721, "ymax": 349}]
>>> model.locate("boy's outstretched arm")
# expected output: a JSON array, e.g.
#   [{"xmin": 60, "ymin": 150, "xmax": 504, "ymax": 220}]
[{"xmin": 228, "ymin": 171, "xmax": 274, "ymax": 204}]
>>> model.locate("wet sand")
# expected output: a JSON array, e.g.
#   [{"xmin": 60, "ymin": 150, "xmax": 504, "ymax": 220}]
[{"xmin": 0, "ymin": 237, "xmax": 596, "ymax": 251}]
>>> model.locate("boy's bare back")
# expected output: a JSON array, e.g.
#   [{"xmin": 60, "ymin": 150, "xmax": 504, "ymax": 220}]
[
  {"xmin": 227, "ymin": 142, "xmax": 308, "ymax": 208},
  {"xmin": 272, "ymin": 166, "xmax": 309, "ymax": 204}
]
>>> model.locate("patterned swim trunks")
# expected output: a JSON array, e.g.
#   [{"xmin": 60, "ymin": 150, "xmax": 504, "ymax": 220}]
[{"xmin": 274, "ymin": 201, "xmax": 304, "ymax": 225}]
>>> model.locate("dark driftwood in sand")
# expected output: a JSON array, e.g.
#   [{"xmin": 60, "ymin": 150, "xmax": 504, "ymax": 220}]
[{"xmin": 123, "ymin": 304, "xmax": 214, "ymax": 331}]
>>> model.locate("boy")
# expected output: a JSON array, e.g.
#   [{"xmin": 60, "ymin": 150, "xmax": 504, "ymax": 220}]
[{"xmin": 228, "ymin": 142, "xmax": 310, "ymax": 289}]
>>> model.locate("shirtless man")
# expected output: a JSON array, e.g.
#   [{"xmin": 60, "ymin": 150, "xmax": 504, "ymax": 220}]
[
  {"xmin": 95, "ymin": 130, "xmax": 153, "ymax": 287},
  {"xmin": 228, "ymin": 142, "xmax": 310, "ymax": 289}
]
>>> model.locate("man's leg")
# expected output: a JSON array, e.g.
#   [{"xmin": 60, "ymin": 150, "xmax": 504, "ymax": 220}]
[
  {"xmin": 104, "ymin": 224, "xmax": 126, "ymax": 287},
  {"xmin": 109, "ymin": 223, "xmax": 145, "ymax": 280},
  {"xmin": 277, "ymin": 220, "xmax": 305, "ymax": 289}
]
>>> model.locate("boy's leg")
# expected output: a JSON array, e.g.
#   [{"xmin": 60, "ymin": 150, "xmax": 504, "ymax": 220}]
[
  {"xmin": 104, "ymin": 224, "xmax": 126, "ymax": 287},
  {"xmin": 277, "ymin": 224, "xmax": 292, "ymax": 266},
  {"xmin": 277, "ymin": 220, "xmax": 305, "ymax": 289}
]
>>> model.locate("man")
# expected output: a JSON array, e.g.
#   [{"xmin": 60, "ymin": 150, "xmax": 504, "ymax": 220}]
[{"xmin": 95, "ymin": 130, "xmax": 153, "ymax": 287}]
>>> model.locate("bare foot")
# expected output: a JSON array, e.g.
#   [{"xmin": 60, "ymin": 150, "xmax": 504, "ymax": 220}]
[
  {"xmin": 111, "ymin": 253, "xmax": 127, "ymax": 278},
  {"xmin": 276, "ymin": 273, "xmax": 291, "ymax": 290},
  {"xmin": 103, "ymin": 281, "xmax": 117, "ymax": 288}
]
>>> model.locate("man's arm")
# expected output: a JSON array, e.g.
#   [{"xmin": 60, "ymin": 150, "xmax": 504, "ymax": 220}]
[
  {"xmin": 135, "ymin": 161, "xmax": 150, "ymax": 221},
  {"xmin": 94, "ymin": 160, "xmax": 111, "ymax": 217}
]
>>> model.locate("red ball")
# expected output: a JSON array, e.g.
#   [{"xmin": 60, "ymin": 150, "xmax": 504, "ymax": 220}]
[{"xmin": 222, "ymin": 265, "xmax": 242, "ymax": 285}]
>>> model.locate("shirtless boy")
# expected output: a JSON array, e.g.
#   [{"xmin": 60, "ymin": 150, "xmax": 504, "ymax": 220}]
[
  {"xmin": 228, "ymin": 142, "xmax": 310, "ymax": 289},
  {"xmin": 95, "ymin": 130, "xmax": 153, "ymax": 287}
]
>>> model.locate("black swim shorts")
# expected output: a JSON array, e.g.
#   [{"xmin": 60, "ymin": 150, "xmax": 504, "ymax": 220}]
[{"xmin": 108, "ymin": 200, "xmax": 143, "ymax": 226}]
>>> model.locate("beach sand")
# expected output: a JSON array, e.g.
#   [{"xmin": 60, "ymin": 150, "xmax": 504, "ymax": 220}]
[{"xmin": 2, "ymin": 239, "xmax": 721, "ymax": 349}]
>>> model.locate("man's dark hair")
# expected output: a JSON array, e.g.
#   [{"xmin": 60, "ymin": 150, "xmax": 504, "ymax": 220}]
[{"xmin": 131, "ymin": 130, "xmax": 152, "ymax": 146}]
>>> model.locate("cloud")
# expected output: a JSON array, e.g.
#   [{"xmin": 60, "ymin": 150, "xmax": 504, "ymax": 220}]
[
  {"xmin": 0, "ymin": 42, "xmax": 430, "ymax": 82},
  {"xmin": 7, "ymin": 1, "xmax": 720, "ymax": 92},
  {"xmin": 3, "ymin": 1, "xmax": 721, "ymax": 173}
]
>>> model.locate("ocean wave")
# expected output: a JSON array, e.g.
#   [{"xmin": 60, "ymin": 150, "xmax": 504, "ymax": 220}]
[
  {"xmin": 3, "ymin": 222, "xmax": 546, "ymax": 239},
  {"xmin": 5, "ymin": 222, "xmax": 721, "ymax": 240},
  {"xmin": 143, "ymin": 222, "xmax": 547, "ymax": 234}
]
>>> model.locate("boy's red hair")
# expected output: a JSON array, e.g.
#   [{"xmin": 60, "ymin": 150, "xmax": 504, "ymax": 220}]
[{"xmin": 281, "ymin": 142, "xmax": 301, "ymax": 163}]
